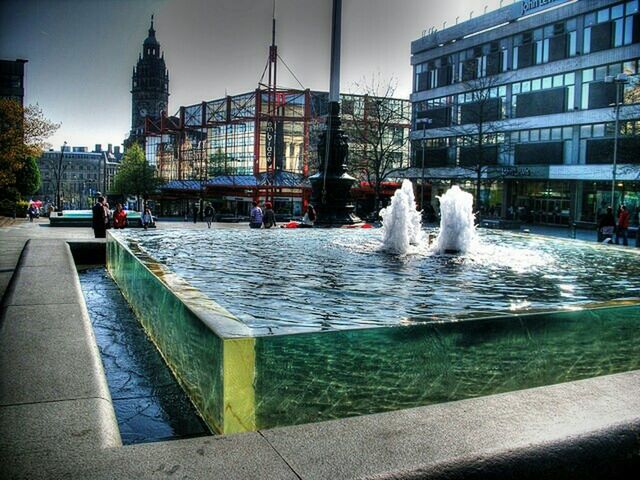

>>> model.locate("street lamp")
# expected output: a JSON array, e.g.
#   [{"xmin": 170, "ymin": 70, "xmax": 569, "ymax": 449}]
[
  {"xmin": 55, "ymin": 141, "xmax": 67, "ymax": 212},
  {"xmin": 605, "ymin": 73, "xmax": 629, "ymax": 209},
  {"xmin": 421, "ymin": 138, "xmax": 426, "ymax": 212}
]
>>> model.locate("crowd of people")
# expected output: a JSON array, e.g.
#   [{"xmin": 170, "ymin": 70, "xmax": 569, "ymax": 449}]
[{"xmin": 91, "ymin": 197, "xmax": 155, "ymax": 238}]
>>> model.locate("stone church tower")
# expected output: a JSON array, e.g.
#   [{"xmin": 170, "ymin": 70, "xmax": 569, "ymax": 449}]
[{"xmin": 127, "ymin": 15, "xmax": 169, "ymax": 146}]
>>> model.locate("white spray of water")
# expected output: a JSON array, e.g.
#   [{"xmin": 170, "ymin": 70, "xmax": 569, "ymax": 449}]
[
  {"xmin": 379, "ymin": 179, "xmax": 425, "ymax": 254},
  {"xmin": 434, "ymin": 185, "xmax": 476, "ymax": 254}
]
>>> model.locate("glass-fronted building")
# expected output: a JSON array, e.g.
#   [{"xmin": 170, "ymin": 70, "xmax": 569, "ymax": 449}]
[
  {"xmin": 409, "ymin": 0, "xmax": 640, "ymax": 226},
  {"xmin": 143, "ymin": 89, "xmax": 411, "ymax": 218}
]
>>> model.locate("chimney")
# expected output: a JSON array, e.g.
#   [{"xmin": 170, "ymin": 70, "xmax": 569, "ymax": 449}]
[
  {"xmin": 95, "ymin": 144, "xmax": 102, "ymax": 153},
  {"xmin": 107, "ymin": 143, "xmax": 113, "ymax": 153},
  {"xmin": 114, "ymin": 146, "xmax": 121, "ymax": 156}
]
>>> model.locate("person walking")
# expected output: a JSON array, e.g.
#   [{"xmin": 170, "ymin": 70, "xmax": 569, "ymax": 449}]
[
  {"xmin": 597, "ymin": 206, "xmax": 616, "ymax": 243},
  {"xmin": 249, "ymin": 201, "xmax": 263, "ymax": 229},
  {"xmin": 92, "ymin": 197, "xmax": 107, "ymax": 238},
  {"xmin": 27, "ymin": 204, "xmax": 37, "ymax": 222},
  {"xmin": 262, "ymin": 202, "xmax": 276, "ymax": 229},
  {"xmin": 112, "ymin": 203, "xmax": 127, "ymax": 229},
  {"xmin": 616, "ymin": 204, "xmax": 630, "ymax": 246},
  {"xmin": 204, "ymin": 203, "xmax": 215, "ymax": 228}
]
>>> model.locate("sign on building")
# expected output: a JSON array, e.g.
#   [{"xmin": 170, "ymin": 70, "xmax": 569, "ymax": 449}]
[
  {"xmin": 265, "ymin": 119, "xmax": 275, "ymax": 167},
  {"xmin": 521, "ymin": 0, "xmax": 571, "ymax": 17}
]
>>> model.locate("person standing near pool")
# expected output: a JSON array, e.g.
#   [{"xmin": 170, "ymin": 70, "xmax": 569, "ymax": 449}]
[
  {"xmin": 112, "ymin": 203, "xmax": 127, "ymax": 229},
  {"xmin": 249, "ymin": 201, "xmax": 263, "ymax": 229},
  {"xmin": 204, "ymin": 203, "xmax": 215, "ymax": 228},
  {"xmin": 92, "ymin": 196, "xmax": 107, "ymax": 238},
  {"xmin": 616, "ymin": 204, "xmax": 630, "ymax": 246}
]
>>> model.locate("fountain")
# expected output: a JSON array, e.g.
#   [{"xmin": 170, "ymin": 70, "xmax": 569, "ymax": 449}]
[
  {"xmin": 434, "ymin": 185, "xmax": 476, "ymax": 254},
  {"xmin": 379, "ymin": 179, "xmax": 424, "ymax": 254},
  {"xmin": 106, "ymin": 211, "xmax": 640, "ymax": 434}
]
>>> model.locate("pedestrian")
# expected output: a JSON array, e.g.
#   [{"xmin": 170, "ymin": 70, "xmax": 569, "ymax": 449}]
[
  {"xmin": 27, "ymin": 204, "xmax": 36, "ymax": 222},
  {"xmin": 204, "ymin": 203, "xmax": 215, "ymax": 228},
  {"xmin": 193, "ymin": 204, "xmax": 199, "ymax": 224},
  {"xmin": 112, "ymin": 203, "xmax": 127, "ymax": 229},
  {"xmin": 301, "ymin": 204, "xmax": 316, "ymax": 227},
  {"xmin": 616, "ymin": 204, "xmax": 630, "ymax": 246},
  {"xmin": 103, "ymin": 201, "xmax": 111, "ymax": 230},
  {"xmin": 597, "ymin": 206, "xmax": 616, "ymax": 243},
  {"xmin": 262, "ymin": 201, "xmax": 276, "ymax": 229},
  {"xmin": 142, "ymin": 206, "xmax": 154, "ymax": 230},
  {"xmin": 249, "ymin": 201, "xmax": 263, "ymax": 229},
  {"xmin": 92, "ymin": 196, "xmax": 107, "ymax": 238}
]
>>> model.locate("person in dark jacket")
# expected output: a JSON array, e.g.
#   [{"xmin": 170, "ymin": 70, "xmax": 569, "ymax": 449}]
[
  {"xmin": 92, "ymin": 197, "xmax": 107, "ymax": 238},
  {"xmin": 262, "ymin": 202, "xmax": 276, "ymax": 228},
  {"xmin": 597, "ymin": 206, "xmax": 616, "ymax": 242}
]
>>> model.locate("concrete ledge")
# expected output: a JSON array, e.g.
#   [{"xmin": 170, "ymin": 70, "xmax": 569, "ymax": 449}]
[
  {"xmin": 0, "ymin": 397, "xmax": 121, "ymax": 459},
  {"xmin": 261, "ymin": 371, "xmax": 640, "ymax": 479},
  {"xmin": 0, "ymin": 239, "xmax": 121, "ymax": 458},
  {"xmin": 0, "ymin": 432, "xmax": 298, "ymax": 480},
  {"xmin": 0, "ymin": 304, "xmax": 112, "ymax": 405}
]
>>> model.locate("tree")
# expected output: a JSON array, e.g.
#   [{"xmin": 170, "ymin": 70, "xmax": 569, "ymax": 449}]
[
  {"xmin": 343, "ymin": 77, "xmax": 411, "ymax": 212},
  {"xmin": 16, "ymin": 155, "xmax": 41, "ymax": 196},
  {"xmin": 443, "ymin": 75, "xmax": 517, "ymax": 213},
  {"xmin": 112, "ymin": 143, "xmax": 163, "ymax": 209},
  {"xmin": 0, "ymin": 99, "xmax": 59, "ymax": 198}
]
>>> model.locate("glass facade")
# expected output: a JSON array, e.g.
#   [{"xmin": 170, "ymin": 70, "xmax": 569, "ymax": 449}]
[{"xmin": 411, "ymin": 0, "xmax": 640, "ymax": 226}]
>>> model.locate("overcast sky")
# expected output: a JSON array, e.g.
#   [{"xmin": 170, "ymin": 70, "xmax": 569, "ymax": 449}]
[{"xmin": 1, "ymin": 0, "xmax": 503, "ymax": 150}]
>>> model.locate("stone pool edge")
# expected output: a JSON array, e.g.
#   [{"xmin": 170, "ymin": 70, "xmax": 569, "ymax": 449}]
[{"xmin": 0, "ymin": 239, "xmax": 637, "ymax": 479}]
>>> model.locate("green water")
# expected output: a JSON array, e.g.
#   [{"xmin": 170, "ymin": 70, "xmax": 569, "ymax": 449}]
[{"xmin": 254, "ymin": 305, "xmax": 640, "ymax": 428}]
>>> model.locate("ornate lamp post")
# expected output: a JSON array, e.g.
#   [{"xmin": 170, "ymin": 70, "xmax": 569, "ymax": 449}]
[
  {"xmin": 309, "ymin": 0, "xmax": 360, "ymax": 225},
  {"xmin": 55, "ymin": 141, "xmax": 67, "ymax": 212}
]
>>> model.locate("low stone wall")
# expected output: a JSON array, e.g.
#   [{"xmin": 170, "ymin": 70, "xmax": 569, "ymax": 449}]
[{"xmin": 0, "ymin": 239, "xmax": 121, "ymax": 461}]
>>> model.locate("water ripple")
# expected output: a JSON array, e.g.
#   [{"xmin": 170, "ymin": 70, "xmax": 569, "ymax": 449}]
[{"xmin": 113, "ymin": 229, "xmax": 640, "ymax": 334}]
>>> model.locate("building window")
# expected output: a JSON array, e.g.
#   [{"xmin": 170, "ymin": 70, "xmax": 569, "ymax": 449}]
[
  {"xmin": 579, "ymin": 120, "xmax": 640, "ymax": 164},
  {"xmin": 583, "ymin": 1, "xmax": 638, "ymax": 54},
  {"xmin": 581, "ymin": 59, "xmax": 639, "ymax": 110},
  {"xmin": 414, "ymin": 56, "xmax": 453, "ymax": 92},
  {"xmin": 512, "ymin": 72, "xmax": 576, "ymax": 117}
]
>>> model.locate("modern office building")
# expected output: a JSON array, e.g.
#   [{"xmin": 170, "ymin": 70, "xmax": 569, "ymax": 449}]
[
  {"xmin": 409, "ymin": 0, "xmax": 640, "ymax": 226},
  {"xmin": 37, "ymin": 145, "xmax": 121, "ymax": 209},
  {"xmin": 143, "ymin": 90, "xmax": 411, "ymax": 218}
]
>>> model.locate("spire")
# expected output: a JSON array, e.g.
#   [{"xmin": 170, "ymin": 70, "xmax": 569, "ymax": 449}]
[{"xmin": 144, "ymin": 14, "xmax": 159, "ymax": 47}]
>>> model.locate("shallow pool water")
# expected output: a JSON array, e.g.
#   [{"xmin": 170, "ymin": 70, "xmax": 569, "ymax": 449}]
[
  {"xmin": 112, "ymin": 228, "xmax": 640, "ymax": 335},
  {"xmin": 79, "ymin": 268, "xmax": 209, "ymax": 443}
]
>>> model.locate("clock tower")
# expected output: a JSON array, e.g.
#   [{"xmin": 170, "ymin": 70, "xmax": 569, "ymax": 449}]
[{"xmin": 128, "ymin": 15, "xmax": 169, "ymax": 145}]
